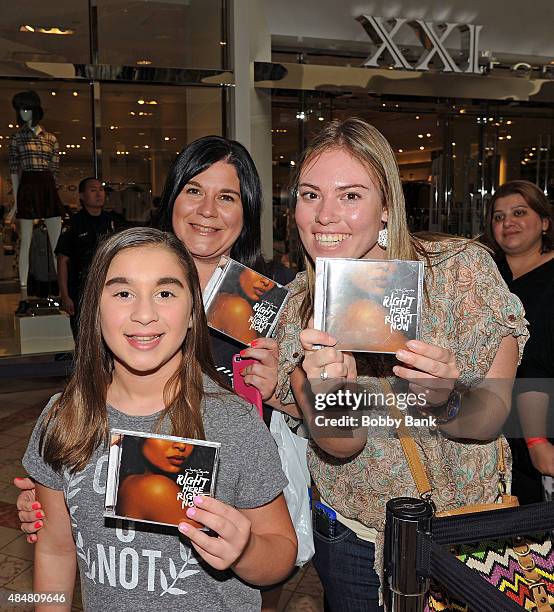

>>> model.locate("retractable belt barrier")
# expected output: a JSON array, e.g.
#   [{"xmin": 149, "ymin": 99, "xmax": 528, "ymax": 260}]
[{"xmin": 383, "ymin": 498, "xmax": 554, "ymax": 612}]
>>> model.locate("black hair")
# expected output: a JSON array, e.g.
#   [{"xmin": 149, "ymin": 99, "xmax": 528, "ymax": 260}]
[
  {"xmin": 78, "ymin": 177, "xmax": 101, "ymax": 193},
  {"xmin": 152, "ymin": 135, "xmax": 265, "ymax": 272}
]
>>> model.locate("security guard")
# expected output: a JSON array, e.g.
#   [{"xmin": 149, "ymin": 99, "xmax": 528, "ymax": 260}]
[{"xmin": 55, "ymin": 177, "xmax": 125, "ymax": 338}]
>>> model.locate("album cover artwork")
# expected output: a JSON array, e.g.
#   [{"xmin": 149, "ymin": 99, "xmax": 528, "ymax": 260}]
[
  {"xmin": 104, "ymin": 429, "xmax": 220, "ymax": 529},
  {"xmin": 314, "ymin": 258, "xmax": 424, "ymax": 353},
  {"xmin": 203, "ymin": 256, "xmax": 290, "ymax": 345}
]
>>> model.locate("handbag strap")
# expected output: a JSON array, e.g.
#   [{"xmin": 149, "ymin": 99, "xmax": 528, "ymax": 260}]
[
  {"xmin": 380, "ymin": 378, "xmax": 505, "ymax": 499},
  {"xmin": 381, "ymin": 378, "xmax": 432, "ymax": 497}
]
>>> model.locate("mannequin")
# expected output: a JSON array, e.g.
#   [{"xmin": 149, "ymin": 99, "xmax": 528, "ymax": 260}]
[{"xmin": 9, "ymin": 91, "xmax": 63, "ymax": 315}]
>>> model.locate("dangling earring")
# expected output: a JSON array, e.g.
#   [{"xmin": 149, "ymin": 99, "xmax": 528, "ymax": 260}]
[{"xmin": 378, "ymin": 224, "xmax": 388, "ymax": 249}]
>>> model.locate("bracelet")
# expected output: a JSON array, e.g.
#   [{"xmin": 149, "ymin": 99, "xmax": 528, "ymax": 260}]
[
  {"xmin": 420, "ymin": 389, "xmax": 461, "ymax": 425},
  {"xmin": 526, "ymin": 437, "xmax": 548, "ymax": 449}
]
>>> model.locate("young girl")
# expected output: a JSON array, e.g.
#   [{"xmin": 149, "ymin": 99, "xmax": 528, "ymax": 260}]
[{"xmin": 23, "ymin": 227, "xmax": 296, "ymax": 611}]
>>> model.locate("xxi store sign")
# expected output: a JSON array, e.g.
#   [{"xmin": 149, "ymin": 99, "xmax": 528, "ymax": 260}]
[{"xmin": 357, "ymin": 15, "xmax": 483, "ymax": 74}]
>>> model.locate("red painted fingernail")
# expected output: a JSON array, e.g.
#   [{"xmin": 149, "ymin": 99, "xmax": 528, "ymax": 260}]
[
  {"xmin": 31, "ymin": 502, "xmax": 40, "ymax": 510},
  {"xmin": 35, "ymin": 511, "xmax": 43, "ymax": 519},
  {"xmin": 251, "ymin": 340, "xmax": 258, "ymax": 346},
  {"xmin": 186, "ymin": 507, "xmax": 196, "ymax": 517},
  {"xmin": 34, "ymin": 521, "xmax": 42, "ymax": 529},
  {"xmin": 15, "ymin": 477, "xmax": 25, "ymax": 481},
  {"xmin": 239, "ymin": 350, "xmax": 246, "ymax": 356}
]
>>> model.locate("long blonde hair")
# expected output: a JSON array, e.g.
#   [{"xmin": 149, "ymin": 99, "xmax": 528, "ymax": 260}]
[{"xmin": 291, "ymin": 117, "xmax": 430, "ymax": 325}]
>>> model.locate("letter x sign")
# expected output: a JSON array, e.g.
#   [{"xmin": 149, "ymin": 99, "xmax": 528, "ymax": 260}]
[{"xmin": 357, "ymin": 15, "xmax": 483, "ymax": 74}]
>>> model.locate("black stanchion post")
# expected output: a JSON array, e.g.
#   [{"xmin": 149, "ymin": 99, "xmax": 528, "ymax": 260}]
[{"xmin": 383, "ymin": 497, "xmax": 434, "ymax": 612}]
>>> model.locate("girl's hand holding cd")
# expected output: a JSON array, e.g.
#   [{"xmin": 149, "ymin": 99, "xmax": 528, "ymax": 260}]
[{"xmin": 178, "ymin": 496, "xmax": 251, "ymax": 571}]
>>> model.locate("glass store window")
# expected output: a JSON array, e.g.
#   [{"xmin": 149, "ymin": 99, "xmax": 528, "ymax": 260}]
[
  {"xmin": 100, "ymin": 84, "xmax": 223, "ymax": 222},
  {"xmin": 0, "ymin": 1, "xmax": 89, "ymax": 65},
  {"xmin": 96, "ymin": 0, "xmax": 226, "ymax": 69},
  {"xmin": 0, "ymin": 81, "xmax": 93, "ymax": 357},
  {"xmin": 271, "ymin": 91, "xmax": 554, "ymax": 263}
]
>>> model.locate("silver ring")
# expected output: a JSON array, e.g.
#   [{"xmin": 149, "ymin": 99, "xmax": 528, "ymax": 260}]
[{"xmin": 320, "ymin": 366, "xmax": 329, "ymax": 381}]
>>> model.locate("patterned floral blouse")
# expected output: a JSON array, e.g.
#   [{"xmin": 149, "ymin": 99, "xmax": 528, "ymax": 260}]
[{"xmin": 275, "ymin": 240, "xmax": 528, "ymax": 568}]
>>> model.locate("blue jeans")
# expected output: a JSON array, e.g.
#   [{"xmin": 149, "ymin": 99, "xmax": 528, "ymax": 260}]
[{"xmin": 313, "ymin": 520, "xmax": 383, "ymax": 612}]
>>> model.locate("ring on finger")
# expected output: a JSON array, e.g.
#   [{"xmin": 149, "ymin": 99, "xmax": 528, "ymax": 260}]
[{"xmin": 320, "ymin": 366, "xmax": 329, "ymax": 381}]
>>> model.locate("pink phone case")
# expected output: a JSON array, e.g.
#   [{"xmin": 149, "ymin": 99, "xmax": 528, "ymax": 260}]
[{"xmin": 232, "ymin": 354, "xmax": 263, "ymax": 418}]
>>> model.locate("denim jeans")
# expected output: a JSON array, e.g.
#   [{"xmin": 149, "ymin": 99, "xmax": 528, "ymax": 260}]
[{"xmin": 313, "ymin": 519, "xmax": 384, "ymax": 612}]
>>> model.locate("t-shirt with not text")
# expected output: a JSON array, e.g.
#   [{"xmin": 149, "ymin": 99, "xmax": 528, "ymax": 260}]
[{"xmin": 23, "ymin": 375, "xmax": 287, "ymax": 611}]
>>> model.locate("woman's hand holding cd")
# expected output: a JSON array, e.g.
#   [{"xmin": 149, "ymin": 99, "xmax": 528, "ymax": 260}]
[
  {"xmin": 178, "ymin": 496, "xmax": 251, "ymax": 571},
  {"xmin": 300, "ymin": 325, "xmax": 357, "ymax": 383},
  {"xmin": 393, "ymin": 340, "xmax": 459, "ymax": 407},
  {"xmin": 239, "ymin": 338, "xmax": 279, "ymax": 400}
]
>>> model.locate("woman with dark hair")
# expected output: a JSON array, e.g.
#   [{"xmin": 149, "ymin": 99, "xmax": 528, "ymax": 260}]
[
  {"xmin": 15, "ymin": 135, "xmax": 295, "ymax": 610},
  {"xmin": 486, "ymin": 179, "xmax": 554, "ymax": 503}
]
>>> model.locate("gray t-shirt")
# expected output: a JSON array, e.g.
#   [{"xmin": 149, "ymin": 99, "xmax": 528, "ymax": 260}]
[{"xmin": 23, "ymin": 375, "xmax": 287, "ymax": 611}]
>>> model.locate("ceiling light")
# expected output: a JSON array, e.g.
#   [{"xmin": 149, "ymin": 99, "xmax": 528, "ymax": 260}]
[
  {"xmin": 415, "ymin": 115, "xmax": 420, "ymax": 119},
  {"xmin": 290, "ymin": 160, "xmax": 296, "ymax": 166},
  {"xmin": 51, "ymin": 91, "xmax": 56, "ymax": 96},
  {"xmin": 452, "ymin": 142, "xmax": 456, "ymax": 146},
  {"xmin": 506, "ymin": 135, "xmax": 512, "ymax": 140},
  {"xmin": 82, "ymin": 136, "xmax": 86, "ymax": 140},
  {"xmin": 498, "ymin": 136, "xmax": 504, "ymax": 140},
  {"xmin": 398, "ymin": 149, "xmax": 403, "ymax": 153},
  {"xmin": 20, "ymin": 25, "xmax": 75, "ymax": 35},
  {"xmin": 129, "ymin": 111, "xmax": 136, "ymax": 116},
  {"xmin": 137, "ymin": 99, "xmax": 145, "ymax": 105},
  {"xmin": 219, "ymin": 41, "xmax": 227, "ymax": 46},
  {"xmin": 136, "ymin": 59, "xmax": 152, "ymax": 65},
  {"xmin": 506, "ymin": 120, "xmax": 513, "ymax": 125},
  {"xmin": 419, "ymin": 146, "xmax": 425, "ymax": 150},
  {"xmin": 418, "ymin": 134, "xmax": 423, "ymax": 139},
  {"xmin": 8, "ymin": 124, "xmax": 13, "ymax": 128},
  {"xmin": 459, "ymin": 109, "xmax": 466, "ymax": 114},
  {"xmin": 318, "ymin": 116, "xmax": 324, "ymax": 121},
  {"xmin": 72, "ymin": 91, "xmax": 78, "ymax": 96},
  {"xmin": 164, "ymin": 136, "xmax": 170, "ymax": 141},
  {"xmin": 144, "ymin": 145, "xmax": 149, "ymax": 149},
  {"xmin": 146, "ymin": 100, "xmax": 158, "ymax": 105}
]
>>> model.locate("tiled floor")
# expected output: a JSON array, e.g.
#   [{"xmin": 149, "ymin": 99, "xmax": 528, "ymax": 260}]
[{"xmin": 0, "ymin": 377, "xmax": 324, "ymax": 611}]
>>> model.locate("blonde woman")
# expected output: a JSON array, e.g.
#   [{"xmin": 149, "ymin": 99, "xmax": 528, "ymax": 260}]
[{"xmin": 272, "ymin": 118, "xmax": 528, "ymax": 611}]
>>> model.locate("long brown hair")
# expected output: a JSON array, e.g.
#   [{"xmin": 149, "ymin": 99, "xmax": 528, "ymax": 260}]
[
  {"xmin": 291, "ymin": 117, "xmax": 438, "ymax": 325},
  {"xmin": 485, "ymin": 180, "xmax": 554, "ymax": 257},
  {"xmin": 40, "ymin": 228, "xmax": 224, "ymax": 472}
]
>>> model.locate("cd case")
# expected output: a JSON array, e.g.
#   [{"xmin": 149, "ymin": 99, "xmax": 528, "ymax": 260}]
[
  {"xmin": 104, "ymin": 429, "xmax": 220, "ymax": 529},
  {"xmin": 314, "ymin": 258, "xmax": 424, "ymax": 353},
  {"xmin": 203, "ymin": 256, "xmax": 290, "ymax": 346}
]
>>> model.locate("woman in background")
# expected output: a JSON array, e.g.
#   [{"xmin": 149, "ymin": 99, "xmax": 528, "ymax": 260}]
[{"xmin": 486, "ymin": 179, "xmax": 554, "ymax": 503}]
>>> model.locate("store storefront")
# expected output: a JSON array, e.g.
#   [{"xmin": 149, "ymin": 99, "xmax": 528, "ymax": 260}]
[
  {"xmin": 0, "ymin": 0, "xmax": 231, "ymax": 359},
  {"xmin": 262, "ymin": 3, "xmax": 554, "ymax": 265},
  {"xmin": 1, "ymin": 0, "xmax": 553, "ymax": 362}
]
